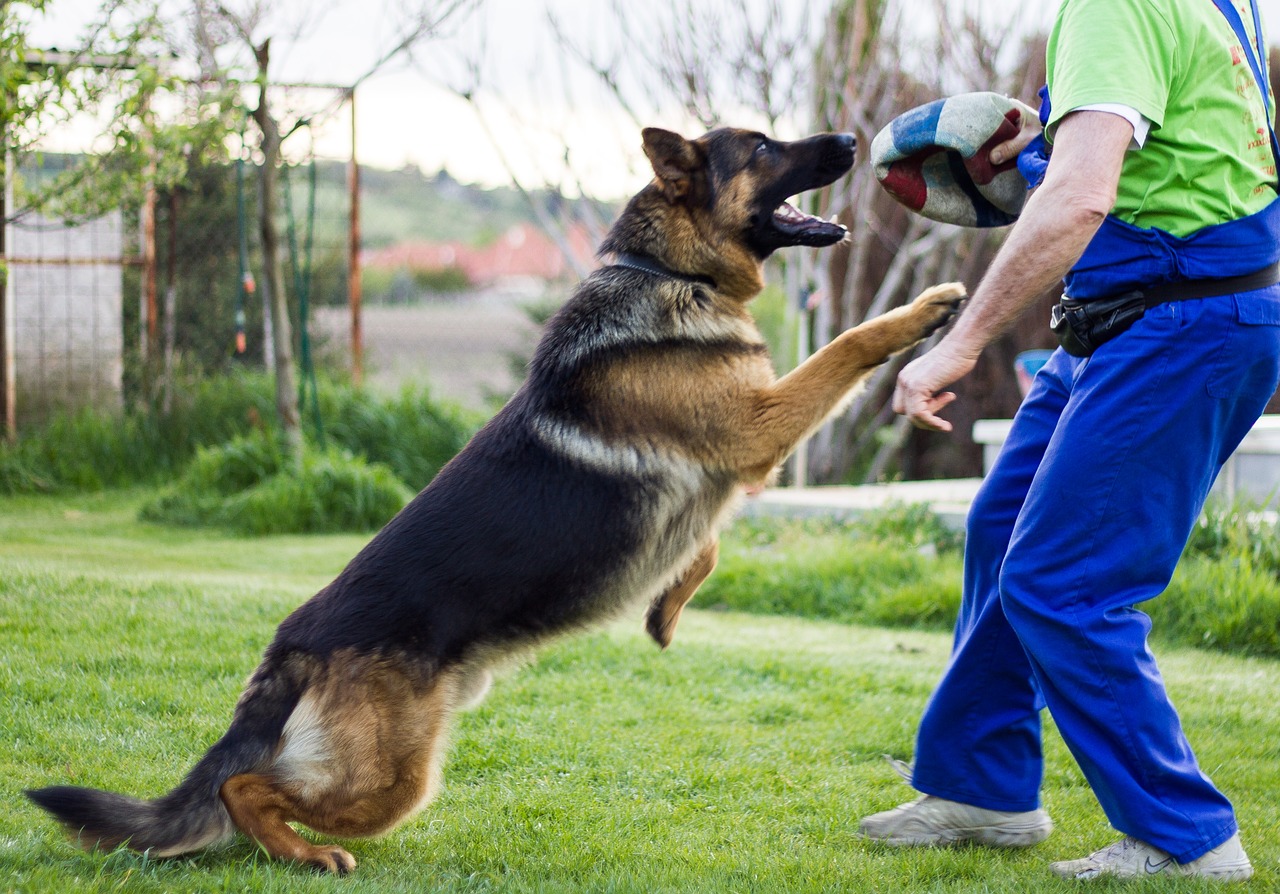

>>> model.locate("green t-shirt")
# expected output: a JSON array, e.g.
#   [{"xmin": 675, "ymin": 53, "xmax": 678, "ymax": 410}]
[{"xmin": 1046, "ymin": 0, "xmax": 1276, "ymax": 236}]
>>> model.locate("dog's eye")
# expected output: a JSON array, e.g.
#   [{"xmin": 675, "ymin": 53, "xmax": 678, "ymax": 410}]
[{"xmin": 755, "ymin": 141, "xmax": 769, "ymax": 155}]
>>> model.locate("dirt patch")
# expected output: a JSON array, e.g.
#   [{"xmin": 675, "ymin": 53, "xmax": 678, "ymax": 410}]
[{"xmin": 314, "ymin": 291, "xmax": 546, "ymax": 409}]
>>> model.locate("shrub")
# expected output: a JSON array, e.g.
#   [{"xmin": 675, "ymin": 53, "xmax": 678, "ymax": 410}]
[
  {"xmin": 412, "ymin": 266, "xmax": 471, "ymax": 293},
  {"xmin": 1159, "ymin": 500, "xmax": 1280, "ymax": 657},
  {"xmin": 702, "ymin": 514, "xmax": 964, "ymax": 631},
  {"xmin": 320, "ymin": 382, "xmax": 481, "ymax": 490},
  {"xmin": 709, "ymin": 503, "xmax": 1280, "ymax": 659},
  {"xmin": 748, "ymin": 283, "xmax": 795, "ymax": 374},
  {"xmin": 360, "ymin": 265, "xmax": 471, "ymax": 303},
  {"xmin": 0, "ymin": 372, "xmax": 276, "ymax": 494},
  {"xmin": 216, "ymin": 450, "xmax": 412, "ymax": 535},
  {"xmin": 863, "ymin": 578, "xmax": 962, "ymax": 629},
  {"xmin": 0, "ymin": 372, "xmax": 480, "ymax": 497},
  {"xmin": 174, "ymin": 433, "xmax": 285, "ymax": 496},
  {"xmin": 1183, "ymin": 499, "xmax": 1280, "ymax": 577},
  {"xmin": 1154, "ymin": 556, "xmax": 1280, "ymax": 657},
  {"xmin": 848, "ymin": 501, "xmax": 965, "ymax": 554},
  {"xmin": 141, "ymin": 436, "xmax": 412, "ymax": 535}
]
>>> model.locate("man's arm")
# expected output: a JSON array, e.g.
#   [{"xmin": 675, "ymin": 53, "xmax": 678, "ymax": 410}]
[{"xmin": 892, "ymin": 110, "xmax": 1134, "ymax": 431}]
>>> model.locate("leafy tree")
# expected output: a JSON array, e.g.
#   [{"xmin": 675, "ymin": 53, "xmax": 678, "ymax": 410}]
[
  {"xmin": 5, "ymin": 0, "xmax": 477, "ymax": 457},
  {"xmin": 2, "ymin": 0, "xmax": 233, "ymax": 435},
  {"xmin": 190, "ymin": 0, "xmax": 481, "ymax": 465},
  {"xmin": 2, "ymin": 1, "xmax": 231, "ymax": 224}
]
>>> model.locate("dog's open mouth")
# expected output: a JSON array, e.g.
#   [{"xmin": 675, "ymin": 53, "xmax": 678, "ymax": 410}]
[{"xmin": 771, "ymin": 201, "xmax": 847, "ymax": 246}]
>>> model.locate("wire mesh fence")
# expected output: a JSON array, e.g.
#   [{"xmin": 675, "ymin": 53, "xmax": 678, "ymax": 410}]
[{"xmin": 5, "ymin": 210, "xmax": 127, "ymax": 427}]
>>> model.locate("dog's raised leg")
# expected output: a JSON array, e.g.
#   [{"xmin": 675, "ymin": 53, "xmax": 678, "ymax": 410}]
[
  {"xmin": 732, "ymin": 283, "xmax": 966, "ymax": 479},
  {"xmin": 645, "ymin": 539, "xmax": 719, "ymax": 649},
  {"xmin": 770, "ymin": 282, "xmax": 966, "ymax": 417}
]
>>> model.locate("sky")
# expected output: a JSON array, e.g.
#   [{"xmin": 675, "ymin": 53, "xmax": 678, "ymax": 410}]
[{"xmin": 22, "ymin": 0, "xmax": 1280, "ymax": 198}]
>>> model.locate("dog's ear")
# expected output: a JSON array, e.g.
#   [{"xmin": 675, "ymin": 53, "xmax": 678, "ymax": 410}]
[{"xmin": 642, "ymin": 128, "xmax": 704, "ymax": 203}]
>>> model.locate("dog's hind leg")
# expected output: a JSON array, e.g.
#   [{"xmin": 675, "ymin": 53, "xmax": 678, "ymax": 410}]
[
  {"xmin": 645, "ymin": 539, "xmax": 719, "ymax": 649},
  {"xmin": 220, "ymin": 773, "xmax": 358, "ymax": 874},
  {"xmin": 219, "ymin": 657, "xmax": 458, "ymax": 874}
]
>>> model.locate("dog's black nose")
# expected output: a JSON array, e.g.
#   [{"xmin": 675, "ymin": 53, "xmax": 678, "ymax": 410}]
[{"xmin": 835, "ymin": 133, "xmax": 856, "ymax": 152}]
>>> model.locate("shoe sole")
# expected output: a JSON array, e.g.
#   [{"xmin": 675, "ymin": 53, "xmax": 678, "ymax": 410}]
[
  {"xmin": 866, "ymin": 823, "xmax": 1052, "ymax": 848},
  {"xmin": 1050, "ymin": 860, "xmax": 1255, "ymax": 881},
  {"xmin": 1183, "ymin": 861, "xmax": 1255, "ymax": 882}
]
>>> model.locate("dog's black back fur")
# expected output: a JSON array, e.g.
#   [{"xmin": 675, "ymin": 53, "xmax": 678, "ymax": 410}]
[
  {"xmin": 269, "ymin": 415, "xmax": 646, "ymax": 662},
  {"xmin": 269, "ymin": 257, "xmax": 748, "ymax": 665}
]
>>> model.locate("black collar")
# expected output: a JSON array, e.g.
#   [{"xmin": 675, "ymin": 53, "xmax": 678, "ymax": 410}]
[{"xmin": 611, "ymin": 252, "xmax": 716, "ymax": 288}]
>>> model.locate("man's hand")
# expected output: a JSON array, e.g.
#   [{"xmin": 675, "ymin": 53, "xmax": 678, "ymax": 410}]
[
  {"xmin": 893, "ymin": 342, "xmax": 980, "ymax": 432},
  {"xmin": 990, "ymin": 98, "xmax": 1043, "ymax": 166}
]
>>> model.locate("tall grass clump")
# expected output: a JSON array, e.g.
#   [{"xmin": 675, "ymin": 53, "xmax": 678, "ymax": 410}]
[
  {"xmin": 1154, "ymin": 500, "xmax": 1280, "ymax": 657},
  {"xmin": 141, "ymin": 434, "xmax": 412, "ymax": 535},
  {"xmin": 0, "ymin": 373, "xmax": 275, "ymax": 492},
  {"xmin": 216, "ymin": 449, "xmax": 412, "ymax": 535},
  {"xmin": 0, "ymin": 373, "xmax": 276, "ymax": 493},
  {"xmin": 0, "ymin": 371, "xmax": 481, "ymax": 496},
  {"xmin": 708, "ymin": 500, "xmax": 1280, "ymax": 659},
  {"xmin": 1157, "ymin": 558, "xmax": 1280, "ymax": 657},
  {"xmin": 703, "ymin": 507, "xmax": 964, "ymax": 631},
  {"xmin": 319, "ymin": 381, "xmax": 482, "ymax": 490}
]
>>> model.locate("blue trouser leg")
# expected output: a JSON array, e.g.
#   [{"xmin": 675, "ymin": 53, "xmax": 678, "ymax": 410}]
[
  {"xmin": 910, "ymin": 351, "xmax": 1067, "ymax": 813},
  {"xmin": 912, "ymin": 289, "xmax": 1280, "ymax": 862}
]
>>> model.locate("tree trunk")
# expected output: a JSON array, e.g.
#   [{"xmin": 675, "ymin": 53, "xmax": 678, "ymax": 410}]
[
  {"xmin": 161, "ymin": 190, "xmax": 179, "ymax": 414},
  {"xmin": 1, "ymin": 130, "xmax": 13, "ymax": 441},
  {"xmin": 251, "ymin": 39, "xmax": 302, "ymax": 466}
]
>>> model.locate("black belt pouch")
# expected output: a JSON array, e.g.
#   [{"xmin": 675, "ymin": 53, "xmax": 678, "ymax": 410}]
[{"xmin": 1049, "ymin": 291, "xmax": 1147, "ymax": 357}]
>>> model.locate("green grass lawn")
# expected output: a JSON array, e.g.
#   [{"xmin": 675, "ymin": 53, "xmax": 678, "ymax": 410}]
[{"xmin": 1, "ymin": 491, "xmax": 1277, "ymax": 893}]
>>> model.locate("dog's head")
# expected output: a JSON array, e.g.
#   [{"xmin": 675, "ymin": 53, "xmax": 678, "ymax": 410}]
[{"xmin": 641, "ymin": 126, "xmax": 855, "ymax": 259}]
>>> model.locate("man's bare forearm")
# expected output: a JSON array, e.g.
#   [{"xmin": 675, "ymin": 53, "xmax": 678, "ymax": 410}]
[
  {"xmin": 940, "ymin": 111, "xmax": 1134, "ymax": 361},
  {"xmin": 891, "ymin": 110, "xmax": 1136, "ymax": 431}
]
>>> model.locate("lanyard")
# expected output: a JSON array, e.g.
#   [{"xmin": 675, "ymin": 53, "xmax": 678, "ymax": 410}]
[{"xmin": 1211, "ymin": 0, "xmax": 1280, "ymax": 177}]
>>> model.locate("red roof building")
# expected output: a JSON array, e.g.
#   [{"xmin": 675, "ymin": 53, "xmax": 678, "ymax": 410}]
[{"xmin": 362, "ymin": 223, "xmax": 599, "ymax": 286}]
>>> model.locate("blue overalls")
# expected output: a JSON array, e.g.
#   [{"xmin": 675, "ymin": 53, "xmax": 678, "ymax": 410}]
[{"xmin": 908, "ymin": 4, "xmax": 1280, "ymax": 863}]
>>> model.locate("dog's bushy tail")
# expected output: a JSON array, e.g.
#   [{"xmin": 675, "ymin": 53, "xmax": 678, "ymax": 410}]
[{"xmin": 26, "ymin": 661, "xmax": 304, "ymax": 858}]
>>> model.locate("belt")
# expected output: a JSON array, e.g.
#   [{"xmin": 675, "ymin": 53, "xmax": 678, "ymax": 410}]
[
  {"xmin": 1136, "ymin": 262, "xmax": 1280, "ymax": 307},
  {"xmin": 1052, "ymin": 261, "xmax": 1280, "ymax": 357}
]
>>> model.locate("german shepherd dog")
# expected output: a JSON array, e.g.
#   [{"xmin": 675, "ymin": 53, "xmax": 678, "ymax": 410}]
[{"xmin": 27, "ymin": 126, "xmax": 964, "ymax": 874}]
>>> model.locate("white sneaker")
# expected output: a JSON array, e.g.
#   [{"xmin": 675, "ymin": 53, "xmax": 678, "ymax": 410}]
[
  {"xmin": 1050, "ymin": 833, "xmax": 1253, "ymax": 881},
  {"xmin": 858, "ymin": 794, "xmax": 1054, "ymax": 847}
]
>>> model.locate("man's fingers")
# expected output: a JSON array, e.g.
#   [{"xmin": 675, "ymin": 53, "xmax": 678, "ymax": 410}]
[
  {"xmin": 908, "ymin": 392, "xmax": 956, "ymax": 432},
  {"xmin": 894, "ymin": 346, "xmax": 976, "ymax": 433},
  {"xmin": 991, "ymin": 130, "xmax": 1036, "ymax": 166},
  {"xmin": 990, "ymin": 101, "xmax": 1043, "ymax": 165},
  {"xmin": 893, "ymin": 385, "xmax": 956, "ymax": 432}
]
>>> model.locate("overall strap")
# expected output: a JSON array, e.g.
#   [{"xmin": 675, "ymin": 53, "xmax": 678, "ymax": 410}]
[{"xmin": 1211, "ymin": 0, "xmax": 1280, "ymax": 182}]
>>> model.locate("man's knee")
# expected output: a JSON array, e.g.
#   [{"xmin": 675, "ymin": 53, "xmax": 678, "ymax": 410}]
[{"xmin": 996, "ymin": 555, "xmax": 1062, "ymax": 640}]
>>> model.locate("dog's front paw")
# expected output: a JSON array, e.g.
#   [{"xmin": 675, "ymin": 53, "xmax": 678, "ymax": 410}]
[{"xmin": 909, "ymin": 282, "xmax": 966, "ymax": 338}]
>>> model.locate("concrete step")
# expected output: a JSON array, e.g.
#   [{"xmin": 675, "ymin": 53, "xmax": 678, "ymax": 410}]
[{"xmin": 737, "ymin": 478, "xmax": 982, "ymax": 530}]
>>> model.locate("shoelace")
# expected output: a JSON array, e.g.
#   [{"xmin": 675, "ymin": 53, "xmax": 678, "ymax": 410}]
[{"xmin": 1103, "ymin": 837, "xmax": 1140, "ymax": 859}]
